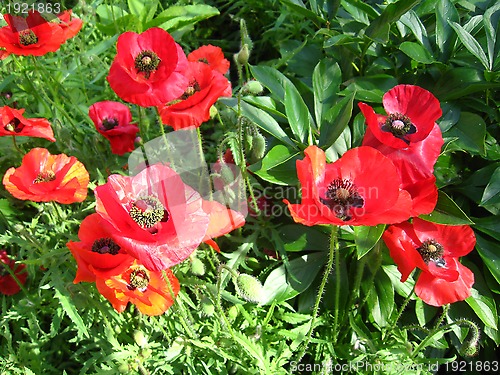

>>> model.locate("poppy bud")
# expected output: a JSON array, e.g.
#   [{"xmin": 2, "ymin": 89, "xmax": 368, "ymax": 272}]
[
  {"xmin": 244, "ymin": 80, "xmax": 263, "ymax": 95},
  {"xmin": 250, "ymin": 130, "xmax": 266, "ymax": 162},
  {"xmin": 209, "ymin": 105, "xmax": 218, "ymax": 118},
  {"xmin": 133, "ymin": 330, "xmax": 148, "ymax": 347},
  {"xmin": 227, "ymin": 305, "xmax": 239, "ymax": 321},
  {"xmin": 234, "ymin": 273, "xmax": 264, "ymax": 304},
  {"xmin": 235, "ymin": 44, "xmax": 250, "ymax": 65},
  {"xmin": 118, "ymin": 363, "xmax": 130, "ymax": 373},
  {"xmin": 190, "ymin": 257, "xmax": 205, "ymax": 276},
  {"xmin": 200, "ymin": 296, "xmax": 215, "ymax": 317}
]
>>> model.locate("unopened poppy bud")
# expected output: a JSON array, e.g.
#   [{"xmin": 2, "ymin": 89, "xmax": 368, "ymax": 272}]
[
  {"xmin": 250, "ymin": 131, "xmax": 266, "ymax": 162},
  {"xmin": 209, "ymin": 105, "xmax": 218, "ymax": 118},
  {"xmin": 460, "ymin": 342, "xmax": 479, "ymax": 357},
  {"xmin": 133, "ymin": 330, "xmax": 148, "ymax": 347},
  {"xmin": 200, "ymin": 296, "xmax": 215, "ymax": 317},
  {"xmin": 235, "ymin": 273, "xmax": 264, "ymax": 303},
  {"xmin": 244, "ymin": 80, "xmax": 263, "ymax": 95},
  {"xmin": 227, "ymin": 305, "xmax": 238, "ymax": 321},
  {"xmin": 190, "ymin": 257, "xmax": 205, "ymax": 276},
  {"xmin": 118, "ymin": 363, "xmax": 130, "ymax": 373},
  {"xmin": 235, "ymin": 44, "xmax": 249, "ymax": 65},
  {"xmin": 134, "ymin": 136, "xmax": 143, "ymax": 146}
]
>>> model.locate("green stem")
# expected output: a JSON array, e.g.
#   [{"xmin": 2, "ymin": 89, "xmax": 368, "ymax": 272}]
[
  {"xmin": 295, "ymin": 225, "xmax": 338, "ymax": 361},
  {"xmin": 11, "ymin": 136, "xmax": 24, "ymax": 155}
]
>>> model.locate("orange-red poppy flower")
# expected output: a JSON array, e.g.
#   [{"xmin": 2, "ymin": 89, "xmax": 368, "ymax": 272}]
[
  {"xmin": 0, "ymin": 11, "xmax": 65, "ymax": 56},
  {"xmin": 67, "ymin": 213, "xmax": 135, "ymax": 283},
  {"xmin": 0, "ymin": 250, "xmax": 27, "ymax": 295},
  {"xmin": 94, "ymin": 260, "xmax": 180, "ymax": 316},
  {"xmin": 158, "ymin": 61, "xmax": 232, "ymax": 130},
  {"xmin": 284, "ymin": 146, "xmax": 412, "ymax": 226},
  {"xmin": 0, "ymin": 106, "xmax": 55, "ymax": 142},
  {"xmin": 55, "ymin": 9, "xmax": 83, "ymax": 42},
  {"xmin": 3, "ymin": 148, "xmax": 89, "ymax": 204},
  {"xmin": 188, "ymin": 44, "xmax": 230, "ymax": 74}
]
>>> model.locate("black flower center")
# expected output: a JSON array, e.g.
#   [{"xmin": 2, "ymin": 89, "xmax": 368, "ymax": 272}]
[
  {"xmin": 91, "ymin": 237, "xmax": 121, "ymax": 255},
  {"xmin": 198, "ymin": 57, "xmax": 209, "ymax": 64},
  {"xmin": 417, "ymin": 239, "xmax": 445, "ymax": 264},
  {"xmin": 381, "ymin": 113, "xmax": 416, "ymax": 144},
  {"xmin": 101, "ymin": 117, "xmax": 118, "ymax": 131},
  {"xmin": 4, "ymin": 118, "xmax": 24, "ymax": 133},
  {"xmin": 129, "ymin": 195, "xmax": 168, "ymax": 228},
  {"xmin": 320, "ymin": 178, "xmax": 364, "ymax": 221},
  {"xmin": 127, "ymin": 266, "xmax": 150, "ymax": 291},
  {"xmin": 134, "ymin": 50, "xmax": 161, "ymax": 79},
  {"xmin": 33, "ymin": 171, "xmax": 56, "ymax": 183},
  {"xmin": 19, "ymin": 30, "xmax": 38, "ymax": 46},
  {"xmin": 180, "ymin": 80, "xmax": 201, "ymax": 100}
]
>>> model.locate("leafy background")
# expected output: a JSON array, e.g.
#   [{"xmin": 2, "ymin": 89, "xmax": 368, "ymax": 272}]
[{"xmin": 0, "ymin": 0, "xmax": 499, "ymax": 374}]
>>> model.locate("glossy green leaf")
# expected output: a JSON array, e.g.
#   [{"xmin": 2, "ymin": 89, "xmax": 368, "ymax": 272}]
[
  {"xmin": 284, "ymin": 81, "xmax": 311, "ymax": 144},
  {"xmin": 354, "ymin": 224, "xmax": 385, "ymax": 259},
  {"xmin": 484, "ymin": 2, "xmax": 500, "ymax": 70},
  {"xmin": 473, "ymin": 216, "xmax": 500, "ymax": 242},
  {"xmin": 146, "ymin": 5, "xmax": 219, "ymax": 31},
  {"xmin": 399, "ymin": 41, "xmax": 434, "ymax": 63},
  {"xmin": 312, "ymin": 59, "xmax": 342, "ymax": 130},
  {"xmin": 362, "ymin": 268, "xmax": 394, "ymax": 327},
  {"xmin": 278, "ymin": 225, "xmax": 329, "ymax": 252},
  {"xmin": 366, "ymin": 0, "xmax": 421, "ymax": 43},
  {"xmin": 382, "ymin": 265, "xmax": 415, "ymax": 298},
  {"xmin": 419, "ymin": 191, "xmax": 474, "ymax": 225},
  {"xmin": 435, "ymin": 0, "xmax": 459, "ymax": 60},
  {"xmin": 280, "ymin": 0, "xmax": 326, "ymax": 24},
  {"xmin": 399, "ymin": 10, "xmax": 431, "ymax": 50},
  {"xmin": 250, "ymin": 65, "xmax": 292, "ymax": 103},
  {"xmin": 318, "ymin": 94, "xmax": 354, "ymax": 149},
  {"xmin": 240, "ymin": 101, "xmax": 297, "ymax": 149},
  {"xmin": 476, "ymin": 234, "xmax": 500, "ymax": 285},
  {"xmin": 443, "ymin": 112, "xmax": 486, "ymax": 156},
  {"xmin": 341, "ymin": 0, "xmax": 378, "ymax": 25},
  {"xmin": 341, "ymin": 75, "xmax": 398, "ymax": 102},
  {"xmin": 248, "ymin": 144, "xmax": 300, "ymax": 185},
  {"xmin": 480, "ymin": 166, "xmax": 500, "ymax": 207},
  {"xmin": 449, "ymin": 21, "xmax": 489, "ymax": 70}
]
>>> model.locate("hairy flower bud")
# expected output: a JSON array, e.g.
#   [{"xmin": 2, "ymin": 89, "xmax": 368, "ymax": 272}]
[{"xmin": 234, "ymin": 273, "xmax": 264, "ymax": 303}]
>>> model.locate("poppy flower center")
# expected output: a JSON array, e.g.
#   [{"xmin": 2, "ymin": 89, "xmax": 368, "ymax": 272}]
[
  {"xmin": 417, "ymin": 239, "xmax": 445, "ymax": 264},
  {"xmin": 129, "ymin": 195, "xmax": 168, "ymax": 228},
  {"xmin": 91, "ymin": 237, "xmax": 121, "ymax": 255},
  {"xmin": 197, "ymin": 57, "xmax": 209, "ymax": 64},
  {"xmin": 381, "ymin": 113, "xmax": 416, "ymax": 143},
  {"xmin": 128, "ymin": 266, "xmax": 150, "ymax": 291},
  {"xmin": 180, "ymin": 80, "xmax": 201, "ymax": 100},
  {"xmin": 19, "ymin": 30, "xmax": 38, "ymax": 46},
  {"xmin": 320, "ymin": 178, "xmax": 364, "ymax": 221},
  {"xmin": 33, "ymin": 171, "xmax": 56, "ymax": 183},
  {"xmin": 4, "ymin": 118, "xmax": 24, "ymax": 133},
  {"xmin": 101, "ymin": 117, "xmax": 118, "ymax": 131},
  {"xmin": 134, "ymin": 50, "xmax": 161, "ymax": 79}
]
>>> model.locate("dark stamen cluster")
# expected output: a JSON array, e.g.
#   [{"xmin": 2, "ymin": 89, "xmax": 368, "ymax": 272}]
[
  {"xmin": 417, "ymin": 239, "xmax": 444, "ymax": 264},
  {"xmin": 91, "ymin": 238, "xmax": 121, "ymax": 255},
  {"xmin": 4, "ymin": 118, "xmax": 23, "ymax": 133},
  {"xmin": 134, "ymin": 50, "xmax": 161, "ymax": 79},
  {"xmin": 33, "ymin": 171, "xmax": 56, "ymax": 184},
  {"xmin": 19, "ymin": 30, "xmax": 38, "ymax": 46},
  {"xmin": 101, "ymin": 117, "xmax": 119, "ymax": 131},
  {"xmin": 129, "ymin": 195, "xmax": 167, "ymax": 228},
  {"xmin": 381, "ymin": 113, "xmax": 416, "ymax": 144},
  {"xmin": 127, "ymin": 266, "xmax": 150, "ymax": 291},
  {"xmin": 180, "ymin": 81, "xmax": 201, "ymax": 100},
  {"xmin": 320, "ymin": 178, "xmax": 364, "ymax": 221}
]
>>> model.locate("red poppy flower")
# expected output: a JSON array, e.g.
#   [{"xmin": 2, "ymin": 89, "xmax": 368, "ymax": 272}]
[
  {"xmin": 362, "ymin": 123, "xmax": 443, "ymax": 216},
  {"xmin": 3, "ymin": 148, "xmax": 89, "ymax": 203},
  {"xmin": 202, "ymin": 200, "xmax": 245, "ymax": 252},
  {"xmin": 358, "ymin": 85, "xmax": 442, "ymax": 149},
  {"xmin": 158, "ymin": 61, "xmax": 232, "ymax": 130},
  {"xmin": 94, "ymin": 260, "xmax": 179, "ymax": 316},
  {"xmin": 94, "ymin": 163, "xmax": 210, "ymax": 271},
  {"xmin": 107, "ymin": 27, "xmax": 188, "ymax": 107},
  {"xmin": 55, "ymin": 9, "xmax": 83, "ymax": 42},
  {"xmin": 67, "ymin": 213, "xmax": 135, "ymax": 283},
  {"xmin": 0, "ymin": 250, "xmax": 27, "ymax": 295},
  {"xmin": 383, "ymin": 218, "xmax": 475, "ymax": 306},
  {"xmin": 88, "ymin": 101, "xmax": 139, "ymax": 155},
  {"xmin": 0, "ymin": 106, "xmax": 55, "ymax": 142},
  {"xmin": 188, "ymin": 44, "xmax": 230, "ymax": 74},
  {"xmin": 284, "ymin": 146, "xmax": 412, "ymax": 226},
  {"xmin": 0, "ymin": 11, "xmax": 65, "ymax": 56}
]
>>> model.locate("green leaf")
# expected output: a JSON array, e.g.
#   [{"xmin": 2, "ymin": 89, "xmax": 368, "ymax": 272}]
[
  {"xmin": 480, "ymin": 166, "xmax": 500, "ymax": 207},
  {"xmin": 127, "ymin": 0, "xmax": 145, "ymax": 17},
  {"xmin": 312, "ymin": 59, "xmax": 342, "ymax": 130},
  {"xmin": 484, "ymin": 2, "xmax": 500, "ymax": 70},
  {"xmin": 435, "ymin": 0, "xmax": 459, "ymax": 60},
  {"xmin": 341, "ymin": 75, "xmax": 398, "ymax": 102},
  {"xmin": 341, "ymin": 0, "xmax": 378, "ymax": 25},
  {"xmin": 419, "ymin": 191, "xmax": 474, "ymax": 225},
  {"xmin": 261, "ymin": 252, "xmax": 325, "ymax": 304},
  {"xmin": 366, "ymin": 0, "xmax": 421, "ymax": 43},
  {"xmin": 280, "ymin": 0, "xmax": 326, "ymax": 25},
  {"xmin": 278, "ymin": 225, "xmax": 329, "ymax": 252},
  {"xmin": 399, "ymin": 10, "xmax": 431, "ymax": 51},
  {"xmin": 318, "ymin": 94, "xmax": 354, "ymax": 149},
  {"xmin": 240, "ymin": 101, "xmax": 297, "ymax": 149},
  {"xmin": 354, "ymin": 225, "xmax": 386, "ymax": 259},
  {"xmin": 146, "ymin": 5, "xmax": 219, "ymax": 32},
  {"xmin": 476, "ymin": 234, "xmax": 500, "ymax": 285},
  {"xmin": 247, "ymin": 144, "xmax": 300, "ymax": 185},
  {"xmin": 473, "ymin": 216, "xmax": 500, "ymax": 242},
  {"xmin": 53, "ymin": 283, "xmax": 89, "ymax": 339},
  {"xmin": 362, "ymin": 268, "xmax": 394, "ymax": 327},
  {"xmin": 449, "ymin": 21, "xmax": 489, "ymax": 70},
  {"xmin": 443, "ymin": 112, "xmax": 486, "ymax": 156},
  {"xmin": 250, "ymin": 65, "xmax": 292, "ymax": 103},
  {"xmin": 382, "ymin": 265, "xmax": 415, "ymax": 298},
  {"xmin": 399, "ymin": 41, "xmax": 434, "ymax": 63},
  {"xmin": 284, "ymin": 81, "xmax": 311, "ymax": 144}
]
